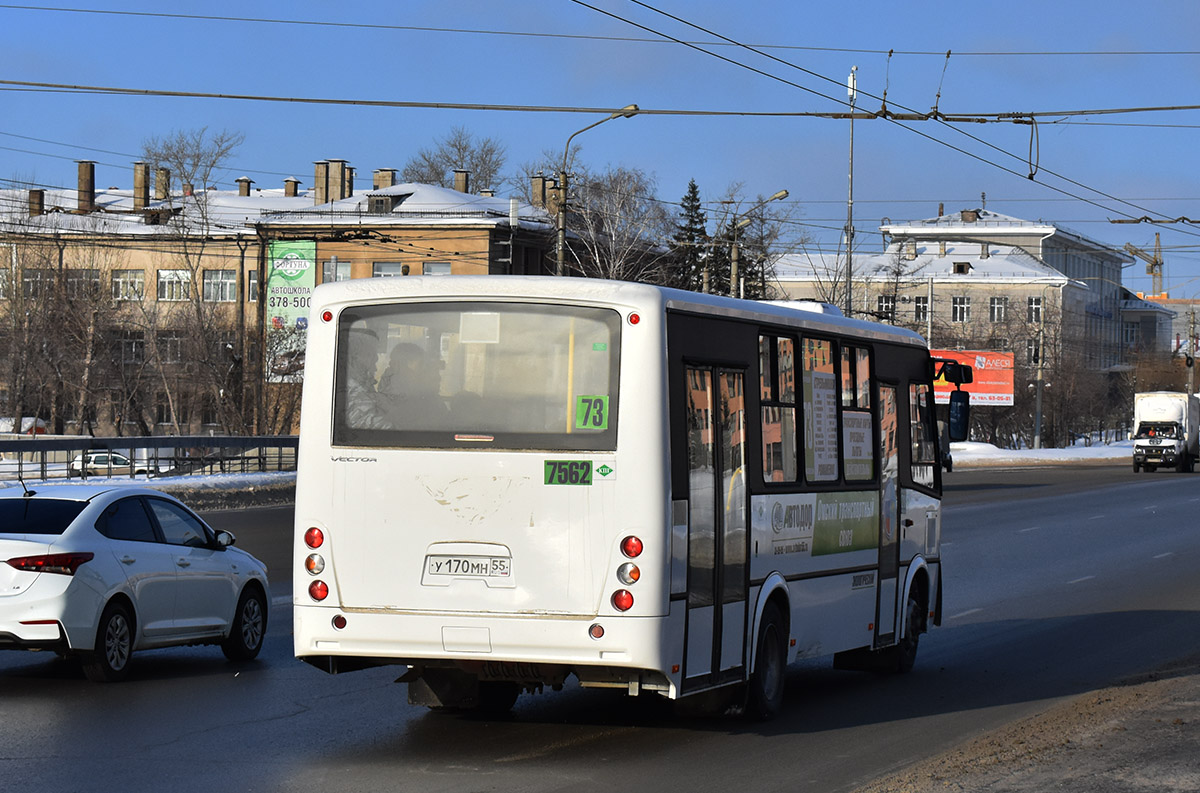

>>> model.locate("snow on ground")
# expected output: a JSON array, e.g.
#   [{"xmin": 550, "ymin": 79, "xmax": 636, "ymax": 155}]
[{"xmin": 951, "ymin": 440, "xmax": 1132, "ymax": 466}]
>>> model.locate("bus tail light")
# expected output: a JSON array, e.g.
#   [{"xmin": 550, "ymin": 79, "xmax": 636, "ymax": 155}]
[
  {"xmin": 621, "ymin": 536, "xmax": 643, "ymax": 558},
  {"xmin": 304, "ymin": 527, "xmax": 324, "ymax": 549},
  {"xmin": 309, "ymin": 580, "xmax": 329, "ymax": 601},
  {"xmin": 611, "ymin": 589, "xmax": 634, "ymax": 611},
  {"xmin": 305, "ymin": 554, "xmax": 325, "ymax": 575},
  {"xmin": 589, "ymin": 623, "xmax": 605, "ymax": 639},
  {"xmin": 332, "ymin": 614, "xmax": 347, "ymax": 630},
  {"xmin": 617, "ymin": 563, "xmax": 640, "ymax": 585}
]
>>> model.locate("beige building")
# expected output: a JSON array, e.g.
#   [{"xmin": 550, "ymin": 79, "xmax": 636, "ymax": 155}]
[{"xmin": 0, "ymin": 160, "xmax": 554, "ymax": 436}]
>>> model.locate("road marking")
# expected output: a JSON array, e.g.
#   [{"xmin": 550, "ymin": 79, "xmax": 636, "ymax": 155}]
[
  {"xmin": 1018, "ymin": 526, "xmax": 1040, "ymax": 533},
  {"xmin": 1088, "ymin": 515, "xmax": 1106, "ymax": 521},
  {"xmin": 1067, "ymin": 575, "xmax": 1096, "ymax": 585},
  {"xmin": 1154, "ymin": 552, "xmax": 1174, "ymax": 559},
  {"xmin": 948, "ymin": 608, "xmax": 982, "ymax": 620}
]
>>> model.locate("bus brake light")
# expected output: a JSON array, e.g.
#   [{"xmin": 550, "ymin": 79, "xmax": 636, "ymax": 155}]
[
  {"xmin": 305, "ymin": 527, "xmax": 324, "ymax": 549},
  {"xmin": 309, "ymin": 580, "xmax": 329, "ymax": 601},
  {"xmin": 621, "ymin": 536, "xmax": 643, "ymax": 558},
  {"xmin": 612, "ymin": 590, "xmax": 634, "ymax": 611}
]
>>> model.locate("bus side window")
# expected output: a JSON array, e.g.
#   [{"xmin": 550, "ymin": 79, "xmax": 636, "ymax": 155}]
[
  {"xmin": 842, "ymin": 346, "xmax": 874, "ymax": 481},
  {"xmin": 909, "ymin": 382, "xmax": 938, "ymax": 488},
  {"xmin": 759, "ymin": 335, "xmax": 797, "ymax": 483},
  {"xmin": 802, "ymin": 337, "xmax": 839, "ymax": 482}
]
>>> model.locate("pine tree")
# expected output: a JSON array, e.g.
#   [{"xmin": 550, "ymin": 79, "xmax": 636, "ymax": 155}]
[{"xmin": 668, "ymin": 179, "xmax": 708, "ymax": 291}]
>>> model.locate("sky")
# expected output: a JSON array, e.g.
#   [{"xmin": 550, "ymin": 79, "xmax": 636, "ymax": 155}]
[{"xmin": 2, "ymin": 1, "xmax": 1200, "ymax": 295}]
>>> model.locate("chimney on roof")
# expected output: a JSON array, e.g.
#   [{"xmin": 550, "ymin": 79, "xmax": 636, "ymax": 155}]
[
  {"xmin": 28, "ymin": 189, "xmax": 44, "ymax": 217},
  {"xmin": 284, "ymin": 177, "xmax": 300, "ymax": 198},
  {"xmin": 77, "ymin": 160, "xmax": 96, "ymax": 213},
  {"xmin": 236, "ymin": 176, "xmax": 253, "ymax": 197},
  {"xmin": 938, "ymin": 202, "xmax": 944, "ymax": 217},
  {"xmin": 480, "ymin": 188, "xmax": 495, "ymax": 198},
  {"xmin": 980, "ymin": 243, "xmax": 990, "ymax": 259},
  {"xmin": 346, "ymin": 166, "xmax": 355, "ymax": 197},
  {"xmin": 530, "ymin": 173, "xmax": 546, "ymax": 209},
  {"xmin": 133, "ymin": 162, "xmax": 151, "ymax": 210},
  {"xmin": 155, "ymin": 167, "xmax": 170, "ymax": 200},
  {"xmin": 183, "ymin": 182, "xmax": 194, "ymax": 197},
  {"xmin": 961, "ymin": 209, "xmax": 979, "ymax": 223},
  {"xmin": 373, "ymin": 169, "xmax": 397, "ymax": 190},
  {"xmin": 939, "ymin": 240, "xmax": 946, "ymax": 257},
  {"xmin": 314, "ymin": 160, "xmax": 329, "ymax": 205},
  {"xmin": 453, "ymin": 169, "xmax": 470, "ymax": 194},
  {"xmin": 328, "ymin": 159, "xmax": 348, "ymax": 202}
]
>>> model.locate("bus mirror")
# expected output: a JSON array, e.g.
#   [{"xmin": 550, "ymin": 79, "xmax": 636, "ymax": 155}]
[
  {"xmin": 947, "ymin": 390, "xmax": 970, "ymax": 441},
  {"xmin": 934, "ymin": 360, "xmax": 973, "ymax": 385}
]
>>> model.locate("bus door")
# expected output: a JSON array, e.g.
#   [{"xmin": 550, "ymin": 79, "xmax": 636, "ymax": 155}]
[
  {"xmin": 875, "ymin": 383, "xmax": 901, "ymax": 646},
  {"xmin": 682, "ymin": 365, "xmax": 749, "ymax": 691}
]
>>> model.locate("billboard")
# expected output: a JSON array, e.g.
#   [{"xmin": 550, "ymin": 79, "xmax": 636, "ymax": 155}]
[
  {"xmin": 266, "ymin": 241, "xmax": 316, "ymax": 382},
  {"xmin": 931, "ymin": 349, "xmax": 1014, "ymax": 406}
]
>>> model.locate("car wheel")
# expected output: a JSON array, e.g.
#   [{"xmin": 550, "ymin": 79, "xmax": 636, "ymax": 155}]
[
  {"xmin": 82, "ymin": 601, "xmax": 134, "ymax": 682},
  {"xmin": 222, "ymin": 585, "xmax": 267, "ymax": 661}
]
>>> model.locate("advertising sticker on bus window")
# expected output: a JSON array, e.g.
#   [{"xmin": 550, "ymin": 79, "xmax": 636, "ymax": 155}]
[{"xmin": 575, "ymin": 395, "xmax": 609, "ymax": 430}]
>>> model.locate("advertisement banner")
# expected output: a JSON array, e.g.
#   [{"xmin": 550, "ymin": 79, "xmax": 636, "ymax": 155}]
[
  {"xmin": 931, "ymin": 349, "xmax": 1015, "ymax": 406},
  {"xmin": 266, "ymin": 241, "xmax": 316, "ymax": 382}
]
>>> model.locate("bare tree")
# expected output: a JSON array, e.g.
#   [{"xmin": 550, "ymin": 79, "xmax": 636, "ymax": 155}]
[
  {"xmin": 402, "ymin": 127, "xmax": 506, "ymax": 192},
  {"xmin": 566, "ymin": 165, "xmax": 672, "ymax": 282},
  {"xmin": 142, "ymin": 127, "xmax": 245, "ymax": 197}
]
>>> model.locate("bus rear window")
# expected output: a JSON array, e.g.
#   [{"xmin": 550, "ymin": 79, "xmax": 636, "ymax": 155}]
[{"xmin": 333, "ymin": 302, "xmax": 621, "ymax": 450}]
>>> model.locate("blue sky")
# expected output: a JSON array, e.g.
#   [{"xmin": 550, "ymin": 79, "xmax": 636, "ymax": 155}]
[{"xmin": 2, "ymin": 1, "xmax": 1199, "ymax": 294}]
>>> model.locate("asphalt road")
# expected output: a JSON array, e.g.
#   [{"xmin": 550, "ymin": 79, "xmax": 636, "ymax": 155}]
[{"xmin": 2, "ymin": 464, "xmax": 1199, "ymax": 793}]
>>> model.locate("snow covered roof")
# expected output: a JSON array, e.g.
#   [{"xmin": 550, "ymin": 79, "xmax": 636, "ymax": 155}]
[
  {"xmin": 0, "ymin": 182, "xmax": 552, "ymax": 238},
  {"xmin": 880, "ymin": 208, "xmax": 1130, "ymax": 261},
  {"xmin": 774, "ymin": 242, "xmax": 1069, "ymax": 284}
]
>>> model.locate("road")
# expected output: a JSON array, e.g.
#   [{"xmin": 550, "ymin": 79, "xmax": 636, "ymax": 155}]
[{"xmin": 2, "ymin": 465, "xmax": 1199, "ymax": 793}]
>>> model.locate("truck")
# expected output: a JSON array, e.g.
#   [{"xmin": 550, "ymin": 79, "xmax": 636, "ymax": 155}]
[{"xmin": 1132, "ymin": 391, "xmax": 1199, "ymax": 473}]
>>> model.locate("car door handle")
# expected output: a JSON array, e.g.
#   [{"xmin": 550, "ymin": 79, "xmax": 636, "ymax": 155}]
[
  {"xmin": 176, "ymin": 558, "xmax": 191, "ymax": 568},
  {"xmin": 120, "ymin": 556, "xmax": 136, "ymax": 565}
]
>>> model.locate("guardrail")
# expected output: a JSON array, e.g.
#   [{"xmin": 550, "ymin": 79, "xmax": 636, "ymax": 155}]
[{"xmin": 0, "ymin": 435, "xmax": 298, "ymax": 482}]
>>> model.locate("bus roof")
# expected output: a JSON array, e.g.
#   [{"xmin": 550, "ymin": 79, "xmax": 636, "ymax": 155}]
[{"xmin": 310, "ymin": 275, "xmax": 929, "ymax": 350}]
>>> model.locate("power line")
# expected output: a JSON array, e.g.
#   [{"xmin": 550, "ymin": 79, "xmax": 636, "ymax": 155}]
[{"xmin": 1, "ymin": 5, "xmax": 1196, "ymax": 58}]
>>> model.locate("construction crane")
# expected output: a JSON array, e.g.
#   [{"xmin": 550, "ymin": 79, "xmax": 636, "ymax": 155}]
[{"xmin": 1124, "ymin": 233, "xmax": 1163, "ymax": 295}]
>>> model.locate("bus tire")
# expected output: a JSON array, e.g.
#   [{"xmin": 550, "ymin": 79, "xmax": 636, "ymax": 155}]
[
  {"xmin": 893, "ymin": 596, "xmax": 922, "ymax": 674},
  {"xmin": 747, "ymin": 602, "xmax": 787, "ymax": 720}
]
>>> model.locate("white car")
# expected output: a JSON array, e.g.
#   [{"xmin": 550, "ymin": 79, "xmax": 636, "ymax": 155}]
[
  {"xmin": 68, "ymin": 451, "xmax": 147, "ymax": 478},
  {"xmin": 0, "ymin": 484, "xmax": 268, "ymax": 681}
]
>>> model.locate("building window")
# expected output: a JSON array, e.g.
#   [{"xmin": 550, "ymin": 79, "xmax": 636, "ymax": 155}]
[
  {"xmin": 953, "ymin": 261, "xmax": 971, "ymax": 275},
  {"xmin": 877, "ymin": 294, "xmax": 896, "ymax": 321},
  {"xmin": 202, "ymin": 270, "xmax": 237, "ymax": 302},
  {"xmin": 1027, "ymin": 337, "xmax": 1041, "ymax": 366},
  {"xmin": 952, "ymin": 296, "xmax": 971, "ymax": 323},
  {"xmin": 66, "ymin": 269, "xmax": 100, "ymax": 300},
  {"xmin": 22, "ymin": 268, "xmax": 52, "ymax": 299},
  {"xmin": 372, "ymin": 262, "xmax": 407, "ymax": 278},
  {"xmin": 248, "ymin": 270, "xmax": 258, "ymax": 302},
  {"xmin": 120, "ymin": 330, "xmax": 145, "ymax": 365},
  {"xmin": 112, "ymin": 269, "xmax": 145, "ymax": 301},
  {"xmin": 424, "ymin": 261, "xmax": 451, "ymax": 276},
  {"xmin": 156, "ymin": 331, "xmax": 185, "ymax": 363},
  {"xmin": 155, "ymin": 392, "xmax": 189, "ymax": 426},
  {"xmin": 211, "ymin": 330, "xmax": 238, "ymax": 362},
  {"xmin": 1123, "ymin": 321, "xmax": 1139, "ymax": 347},
  {"xmin": 914, "ymin": 295, "xmax": 929, "ymax": 323},
  {"xmin": 322, "ymin": 259, "xmax": 351, "ymax": 283},
  {"xmin": 157, "ymin": 270, "xmax": 191, "ymax": 301},
  {"xmin": 1028, "ymin": 296, "xmax": 1043, "ymax": 324},
  {"xmin": 989, "ymin": 296, "xmax": 1008, "ymax": 323}
]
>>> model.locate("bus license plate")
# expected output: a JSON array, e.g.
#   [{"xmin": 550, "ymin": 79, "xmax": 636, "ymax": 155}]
[{"xmin": 426, "ymin": 555, "xmax": 511, "ymax": 579}]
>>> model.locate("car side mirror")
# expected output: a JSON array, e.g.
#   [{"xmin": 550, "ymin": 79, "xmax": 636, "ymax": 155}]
[{"xmin": 215, "ymin": 530, "xmax": 236, "ymax": 549}]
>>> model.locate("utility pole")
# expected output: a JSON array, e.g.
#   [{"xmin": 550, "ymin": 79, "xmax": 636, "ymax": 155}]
[{"xmin": 844, "ymin": 66, "xmax": 857, "ymax": 316}]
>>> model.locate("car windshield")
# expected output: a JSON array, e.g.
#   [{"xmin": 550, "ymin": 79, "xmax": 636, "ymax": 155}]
[
  {"xmin": 1137, "ymin": 422, "xmax": 1179, "ymax": 439},
  {"xmin": 0, "ymin": 499, "xmax": 88, "ymax": 535}
]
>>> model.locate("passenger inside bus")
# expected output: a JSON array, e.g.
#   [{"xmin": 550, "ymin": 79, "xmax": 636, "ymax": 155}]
[
  {"xmin": 343, "ymin": 326, "xmax": 392, "ymax": 430},
  {"xmin": 378, "ymin": 343, "xmax": 449, "ymax": 425}
]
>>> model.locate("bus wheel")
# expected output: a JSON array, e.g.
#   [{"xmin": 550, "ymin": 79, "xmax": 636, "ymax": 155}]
[
  {"xmin": 475, "ymin": 681, "xmax": 520, "ymax": 716},
  {"xmin": 893, "ymin": 596, "xmax": 922, "ymax": 673},
  {"xmin": 747, "ymin": 602, "xmax": 786, "ymax": 720}
]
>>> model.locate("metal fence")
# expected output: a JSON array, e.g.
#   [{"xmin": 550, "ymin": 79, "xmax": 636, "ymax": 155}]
[{"xmin": 0, "ymin": 435, "xmax": 298, "ymax": 482}]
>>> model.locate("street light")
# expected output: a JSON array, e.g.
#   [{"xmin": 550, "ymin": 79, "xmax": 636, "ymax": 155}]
[
  {"xmin": 729, "ymin": 189, "xmax": 789, "ymax": 297},
  {"xmin": 557, "ymin": 104, "xmax": 639, "ymax": 276}
]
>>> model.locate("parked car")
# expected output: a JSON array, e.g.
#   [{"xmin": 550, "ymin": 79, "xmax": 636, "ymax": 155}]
[
  {"xmin": 0, "ymin": 484, "xmax": 269, "ymax": 681},
  {"xmin": 68, "ymin": 451, "xmax": 146, "ymax": 478}
]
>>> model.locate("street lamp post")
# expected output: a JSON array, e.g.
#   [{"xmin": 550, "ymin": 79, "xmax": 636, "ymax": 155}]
[
  {"xmin": 557, "ymin": 104, "xmax": 639, "ymax": 277},
  {"xmin": 729, "ymin": 189, "xmax": 788, "ymax": 298},
  {"xmin": 845, "ymin": 65, "xmax": 858, "ymax": 316}
]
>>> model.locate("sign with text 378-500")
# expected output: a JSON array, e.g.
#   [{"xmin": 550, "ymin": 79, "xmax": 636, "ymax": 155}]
[{"xmin": 266, "ymin": 241, "xmax": 316, "ymax": 331}]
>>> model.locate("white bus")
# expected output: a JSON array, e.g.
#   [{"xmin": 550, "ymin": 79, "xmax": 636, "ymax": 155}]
[{"xmin": 293, "ymin": 276, "xmax": 969, "ymax": 717}]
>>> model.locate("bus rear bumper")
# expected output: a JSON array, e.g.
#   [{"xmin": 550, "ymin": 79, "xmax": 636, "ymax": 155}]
[{"xmin": 293, "ymin": 605, "xmax": 681, "ymax": 696}]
